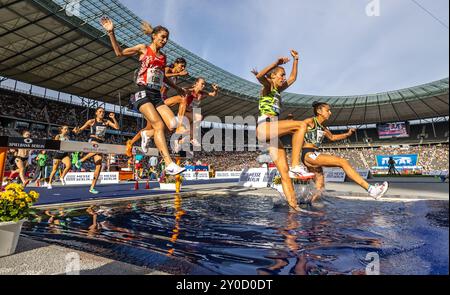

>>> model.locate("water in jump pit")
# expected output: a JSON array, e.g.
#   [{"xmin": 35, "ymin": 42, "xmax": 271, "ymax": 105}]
[{"xmin": 22, "ymin": 195, "xmax": 448, "ymax": 275}]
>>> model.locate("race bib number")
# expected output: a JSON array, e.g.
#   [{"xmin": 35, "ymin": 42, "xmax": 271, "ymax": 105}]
[
  {"xmin": 316, "ymin": 130, "xmax": 325, "ymax": 143},
  {"xmin": 96, "ymin": 126, "xmax": 107, "ymax": 138},
  {"xmin": 146, "ymin": 67, "xmax": 163, "ymax": 89}
]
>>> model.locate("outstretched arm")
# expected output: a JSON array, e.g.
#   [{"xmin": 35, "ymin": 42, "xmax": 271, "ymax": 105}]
[
  {"xmin": 280, "ymin": 50, "xmax": 299, "ymax": 92},
  {"xmin": 325, "ymin": 128, "xmax": 356, "ymax": 142},
  {"xmin": 73, "ymin": 120, "xmax": 94, "ymax": 134},
  {"xmin": 101, "ymin": 16, "xmax": 146, "ymax": 57},
  {"xmin": 203, "ymin": 83, "xmax": 219, "ymax": 97},
  {"xmin": 253, "ymin": 57, "xmax": 290, "ymax": 92}
]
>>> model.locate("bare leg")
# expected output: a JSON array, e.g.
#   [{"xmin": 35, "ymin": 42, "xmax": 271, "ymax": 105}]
[
  {"xmin": 61, "ymin": 157, "xmax": 72, "ymax": 180},
  {"xmin": 48, "ymin": 159, "xmax": 61, "ymax": 185},
  {"xmin": 267, "ymin": 141, "xmax": 301, "ymax": 211},
  {"xmin": 309, "ymin": 167, "xmax": 325, "ymax": 203},
  {"xmin": 257, "ymin": 120, "xmax": 307, "ymax": 168},
  {"xmin": 15, "ymin": 159, "xmax": 27, "ymax": 185},
  {"xmin": 139, "ymin": 103, "xmax": 174, "ymax": 165},
  {"xmin": 305, "ymin": 153, "xmax": 370, "ymax": 190},
  {"xmin": 130, "ymin": 121, "xmax": 153, "ymax": 146},
  {"xmin": 91, "ymin": 154, "xmax": 103, "ymax": 191},
  {"xmin": 157, "ymin": 104, "xmax": 179, "ymax": 133},
  {"xmin": 164, "ymin": 95, "xmax": 188, "ymax": 133}
]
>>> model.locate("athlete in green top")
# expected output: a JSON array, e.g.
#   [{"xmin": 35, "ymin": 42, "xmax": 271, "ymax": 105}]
[
  {"xmin": 253, "ymin": 50, "xmax": 314, "ymax": 212},
  {"xmin": 299, "ymin": 102, "xmax": 389, "ymax": 202},
  {"xmin": 71, "ymin": 152, "xmax": 80, "ymax": 167}
]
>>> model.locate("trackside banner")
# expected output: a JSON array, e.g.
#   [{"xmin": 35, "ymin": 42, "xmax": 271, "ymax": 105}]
[{"xmin": 64, "ymin": 172, "xmax": 119, "ymax": 185}]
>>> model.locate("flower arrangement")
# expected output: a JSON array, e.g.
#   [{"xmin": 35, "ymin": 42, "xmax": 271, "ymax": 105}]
[{"xmin": 0, "ymin": 183, "xmax": 40, "ymax": 222}]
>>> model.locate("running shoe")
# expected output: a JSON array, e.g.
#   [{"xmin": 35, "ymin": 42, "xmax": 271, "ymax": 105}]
[
  {"xmin": 165, "ymin": 162, "xmax": 186, "ymax": 176},
  {"xmin": 47, "ymin": 184, "xmax": 53, "ymax": 190},
  {"xmin": 141, "ymin": 131, "xmax": 151, "ymax": 154},
  {"xmin": 89, "ymin": 188, "xmax": 100, "ymax": 195},
  {"xmin": 61, "ymin": 178, "xmax": 66, "ymax": 186},
  {"xmin": 289, "ymin": 166, "xmax": 315, "ymax": 179},
  {"xmin": 368, "ymin": 182, "xmax": 389, "ymax": 200},
  {"xmin": 126, "ymin": 140, "xmax": 133, "ymax": 158}
]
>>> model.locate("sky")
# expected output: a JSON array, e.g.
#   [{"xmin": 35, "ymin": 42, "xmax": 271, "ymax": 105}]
[{"xmin": 120, "ymin": 0, "xmax": 449, "ymax": 96}]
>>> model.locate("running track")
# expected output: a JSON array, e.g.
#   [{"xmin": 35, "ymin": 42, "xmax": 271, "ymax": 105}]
[{"xmin": 28, "ymin": 179, "xmax": 239, "ymax": 206}]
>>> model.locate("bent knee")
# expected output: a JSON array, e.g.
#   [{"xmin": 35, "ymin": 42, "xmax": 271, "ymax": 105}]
[
  {"xmin": 152, "ymin": 121, "xmax": 166, "ymax": 131},
  {"xmin": 338, "ymin": 158, "xmax": 350, "ymax": 167}
]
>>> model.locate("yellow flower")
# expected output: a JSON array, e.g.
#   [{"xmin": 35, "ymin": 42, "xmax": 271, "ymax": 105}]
[
  {"xmin": 29, "ymin": 191, "xmax": 39, "ymax": 200},
  {"xmin": 5, "ymin": 183, "xmax": 22, "ymax": 192},
  {"xmin": 19, "ymin": 202, "xmax": 26, "ymax": 208},
  {"xmin": 25, "ymin": 197, "xmax": 32, "ymax": 203}
]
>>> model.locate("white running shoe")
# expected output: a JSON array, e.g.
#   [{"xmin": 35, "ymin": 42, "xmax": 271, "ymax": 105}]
[
  {"xmin": 2, "ymin": 181, "xmax": 8, "ymax": 187},
  {"xmin": 47, "ymin": 184, "xmax": 53, "ymax": 190},
  {"xmin": 141, "ymin": 131, "xmax": 151, "ymax": 153},
  {"xmin": 165, "ymin": 162, "xmax": 186, "ymax": 176},
  {"xmin": 368, "ymin": 182, "xmax": 389, "ymax": 200},
  {"xmin": 61, "ymin": 178, "xmax": 66, "ymax": 186},
  {"xmin": 289, "ymin": 166, "xmax": 315, "ymax": 179},
  {"xmin": 43, "ymin": 182, "xmax": 48, "ymax": 187}
]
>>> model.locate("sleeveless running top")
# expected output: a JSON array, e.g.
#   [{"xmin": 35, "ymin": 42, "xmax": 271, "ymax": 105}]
[
  {"xmin": 305, "ymin": 117, "xmax": 326, "ymax": 147},
  {"xmin": 259, "ymin": 88, "xmax": 281, "ymax": 117},
  {"xmin": 90, "ymin": 120, "xmax": 108, "ymax": 140},
  {"xmin": 136, "ymin": 46, "xmax": 167, "ymax": 90},
  {"xmin": 186, "ymin": 91, "xmax": 203, "ymax": 109}
]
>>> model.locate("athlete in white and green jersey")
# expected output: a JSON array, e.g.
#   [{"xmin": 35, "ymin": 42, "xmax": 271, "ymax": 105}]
[{"xmin": 253, "ymin": 50, "xmax": 315, "ymax": 212}]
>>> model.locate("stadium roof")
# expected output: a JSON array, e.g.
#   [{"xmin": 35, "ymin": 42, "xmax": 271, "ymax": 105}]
[{"xmin": 0, "ymin": 0, "xmax": 448, "ymax": 126}]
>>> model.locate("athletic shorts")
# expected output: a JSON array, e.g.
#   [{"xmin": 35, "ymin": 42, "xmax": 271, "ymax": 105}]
[
  {"xmin": 129, "ymin": 86, "xmax": 164, "ymax": 111},
  {"xmin": 15, "ymin": 157, "xmax": 28, "ymax": 163},
  {"xmin": 301, "ymin": 148, "xmax": 321, "ymax": 166},
  {"xmin": 257, "ymin": 115, "xmax": 279, "ymax": 125}
]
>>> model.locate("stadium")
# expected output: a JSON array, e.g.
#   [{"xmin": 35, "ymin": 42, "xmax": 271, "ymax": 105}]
[{"xmin": 0, "ymin": 0, "xmax": 448, "ymax": 278}]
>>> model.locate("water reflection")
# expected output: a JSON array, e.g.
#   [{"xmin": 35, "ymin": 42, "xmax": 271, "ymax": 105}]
[
  {"xmin": 22, "ymin": 196, "xmax": 448, "ymax": 275},
  {"xmin": 167, "ymin": 194, "xmax": 186, "ymax": 257}
]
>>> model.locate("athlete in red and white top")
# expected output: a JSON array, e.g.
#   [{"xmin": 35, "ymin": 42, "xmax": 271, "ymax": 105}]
[
  {"xmin": 126, "ymin": 57, "xmax": 189, "ymax": 157},
  {"xmin": 182, "ymin": 78, "xmax": 219, "ymax": 147},
  {"xmin": 101, "ymin": 17, "xmax": 185, "ymax": 176}
]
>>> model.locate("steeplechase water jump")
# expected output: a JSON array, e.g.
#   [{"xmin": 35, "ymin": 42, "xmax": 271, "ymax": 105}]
[{"xmin": 0, "ymin": 0, "xmax": 448, "ymax": 277}]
